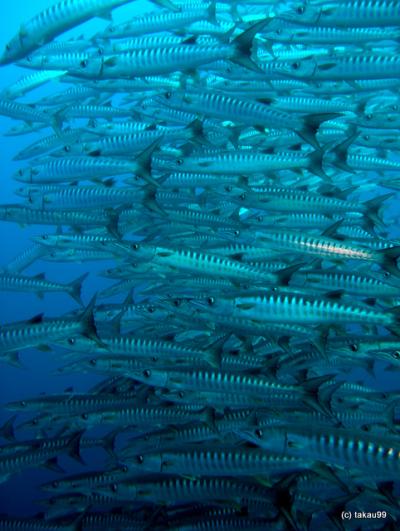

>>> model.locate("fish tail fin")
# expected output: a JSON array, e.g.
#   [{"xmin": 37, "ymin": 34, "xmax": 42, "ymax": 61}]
[
  {"xmin": 104, "ymin": 207, "xmax": 121, "ymax": 239},
  {"xmin": 101, "ymin": 428, "xmax": 120, "ymax": 458},
  {"xmin": 301, "ymin": 374, "xmax": 337, "ymax": 415},
  {"xmin": 330, "ymin": 133, "xmax": 358, "ymax": 173},
  {"xmin": 377, "ymin": 246, "xmax": 400, "ymax": 280},
  {"xmin": 79, "ymin": 294, "xmax": 103, "ymax": 347},
  {"xmin": 230, "ymin": 18, "xmax": 271, "ymax": 73},
  {"xmin": 388, "ymin": 305, "xmax": 400, "ymax": 336},
  {"xmin": 307, "ymin": 148, "xmax": 329, "ymax": 179},
  {"xmin": 133, "ymin": 137, "xmax": 163, "ymax": 187},
  {"xmin": 363, "ymin": 192, "xmax": 394, "ymax": 232},
  {"xmin": 68, "ymin": 272, "xmax": 88, "ymax": 306},
  {"xmin": 0, "ymin": 414, "xmax": 16, "ymax": 441},
  {"xmin": 206, "ymin": 0, "xmax": 218, "ymax": 24},
  {"xmin": 67, "ymin": 430, "xmax": 85, "ymax": 464},
  {"xmin": 298, "ymin": 113, "xmax": 342, "ymax": 150},
  {"xmin": 275, "ymin": 262, "xmax": 306, "ymax": 286}
]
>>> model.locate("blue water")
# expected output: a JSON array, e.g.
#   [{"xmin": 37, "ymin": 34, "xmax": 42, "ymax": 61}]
[
  {"xmin": 0, "ymin": 0, "xmax": 400, "ymax": 524},
  {"xmin": 0, "ymin": 1, "xmax": 156, "ymax": 516}
]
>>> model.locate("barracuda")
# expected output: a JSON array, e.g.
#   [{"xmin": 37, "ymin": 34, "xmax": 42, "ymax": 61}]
[
  {"xmin": 100, "ymin": 4, "xmax": 216, "ymax": 39},
  {"xmin": 124, "ymin": 447, "xmax": 311, "ymax": 477},
  {"xmin": 19, "ymin": 184, "xmax": 145, "ymax": 210},
  {"xmin": 0, "ymin": 99, "xmax": 57, "ymax": 128},
  {"xmin": 97, "ymin": 476, "xmax": 274, "ymax": 505},
  {"xmin": 13, "ymin": 128, "xmax": 88, "ymax": 161},
  {"xmin": 283, "ymin": 0, "xmax": 400, "ymax": 27},
  {"xmin": 291, "ymin": 55, "xmax": 400, "ymax": 81},
  {"xmin": 6, "ymin": 391, "xmax": 139, "ymax": 415},
  {"xmin": 59, "ymin": 334, "xmax": 223, "ymax": 368},
  {"xmin": 0, "ymin": 295, "xmax": 100, "ymax": 354},
  {"xmin": 156, "ymin": 149, "xmax": 326, "ymax": 178},
  {"xmin": 160, "ymin": 89, "xmax": 340, "ymax": 148},
  {"xmin": 0, "ymin": 431, "xmax": 83, "ymax": 483},
  {"xmin": 38, "ymin": 404, "xmax": 212, "ymax": 432},
  {"xmin": 40, "ymin": 464, "xmax": 136, "ymax": 493},
  {"xmin": 259, "ymin": 229, "xmax": 400, "ymax": 275},
  {"xmin": 0, "ymin": 0, "xmax": 136, "ymax": 65},
  {"xmin": 222, "ymin": 292, "xmax": 399, "ymax": 331},
  {"xmin": 0, "ymin": 272, "xmax": 87, "ymax": 305},
  {"xmin": 293, "ymin": 269, "xmax": 400, "ymax": 299},
  {"xmin": 0, "ymin": 204, "xmax": 118, "ymax": 234},
  {"xmin": 263, "ymin": 23, "xmax": 400, "ymax": 45},
  {"xmin": 124, "ymin": 367, "xmax": 331, "ymax": 411},
  {"xmin": 13, "ymin": 138, "xmax": 161, "ymax": 186},
  {"xmin": 1, "ymin": 70, "xmax": 67, "ymax": 100},
  {"xmin": 241, "ymin": 424, "xmax": 400, "ymax": 480}
]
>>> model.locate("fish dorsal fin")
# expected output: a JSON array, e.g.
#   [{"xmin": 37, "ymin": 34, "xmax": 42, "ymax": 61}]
[{"xmin": 28, "ymin": 313, "xmax": 44, "ymax": 324}]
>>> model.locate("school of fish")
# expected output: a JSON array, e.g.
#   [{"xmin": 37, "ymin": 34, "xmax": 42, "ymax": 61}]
[{"xmin": 1, "ymin": 0, "xmax": 400, "ymax": 529}]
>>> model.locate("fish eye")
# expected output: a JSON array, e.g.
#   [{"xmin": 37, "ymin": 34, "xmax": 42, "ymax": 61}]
[
  {"xmin": 122, "ymin": 465, "xmax": 128, "ymax": 472},
  {"xmin": 292, "ymin": 62, "xmax": 300, "ymax": 70},
  {"xmin": 350, "ymin": 344, "xmax": 358, "ymax": 352},
  {"xmin": 234, "ymin": 230, "xmax": 240, "ymax": 236},
  {"xmin": 365, "ymin": 114, "xmax": 372, "ymax": 120},
  {"xmin": 296, "ymin": 5, "xmax": 305, "ymax": 14},
  {"xmin": 257, "ymin": 215, "xmax": 263, "ymax": 222},
  {"xmin": 64, "ymin": 145, "xmax": 71, "ymax": 152},
  {"xmin": 108, "ymin": 26, "xmax": 115, "ymax": 33},
  {"xmin": 42, "ymin": 234, "xmax": 48, "ymax": 240},
  {"xmin": 207, "ymin": 297, "xmax": 215, "ymax": 306},
  {"xmin": 52, "ymin": 481, "xmax": 59, "ymax": 488},
  {"xmin": 173, "ymin": 299, "xmax": 181, "ymax": 307},
  {"xmin": 392, "ymin": 104, "xmax": 398, "ymax": 111},
  {"xmin": 224, "ymin": 185, "xmax": 232, "ymax": 192},
  {"xmin": 89, "ymin": 359, "xmax": 97, "ymax": 366},
  {"xmin": 136, "ymin": 454, "xmax": 144, "ymax": 464},
  {"xmin": 143, "ymin": 369, "xmax": 151, "ymax": 378},
  {"xmin": 276, "ymin": 28, "xmax": 282, "ymax": 35},
  {"xmin": 131, "ymin": 243, "xmax": 139, "ymax": 250},
  {"xmin": 164, "ymin": 91, "xmax": 172, "ymax": 99},
  {"xmin": 80, "ymin": 59, "xmax": 88, "ymax": 68},
  {"xmin": 18, "ymin": 169, "xmax": 24, "ymax": 176},
  {"xmin": 81, "ymin": 413, "xmax": 88, "ymax": 420},
  {"xmin": 147, "ymin": 306, "xmax": 155, "ymax": 313},
  {"xmin": 178, "ymin": 391, "xmax": 185, "ymax": 398},
  {"xmin": 67, "ymin": 338, "xmax": 76, "ymax": 345},
  {"xmin": 151, "ymin": 356, "xmax": 158, "ymax": 362},
  {"xmin": 240, "ymin": 193, "xmax": 246, "ymax": 200},
  {"xmin": 392, "ymin": 351, "xmax": 400, "ymax": 359},
  {"xmin": 5, "ymin": 44, "xmax": 11, "ymax": 51},
  {"xmin": 255, "ymin": 428, "xmax": 263, "ymax": 438},
  {"xmin": 176, "ymin": 158, "xmax": 183, "ymax": 165},
  {"xmin": 32, "ymin": 418, "xmax": 39, "ymax": 425},
  {"xmin": 362, "ymin": 135, "xmax": 370, "ymax": 141},
  {"xmin": 111, "ymin": 483, "xmax": 118, "ymax": 492}
]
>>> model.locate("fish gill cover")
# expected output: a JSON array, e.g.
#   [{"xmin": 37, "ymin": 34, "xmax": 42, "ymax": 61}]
[{"xmin": 0, "ymin": 0, "xmax": 400, "ymax": 529}]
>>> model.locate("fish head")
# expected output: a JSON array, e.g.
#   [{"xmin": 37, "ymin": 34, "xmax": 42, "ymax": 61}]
[
  {"xmin": 277, "ymin": 2, "xmax": 322, "ymax": 24},
  {"xmin": 277, "ymin": 58, "xmax": 317, "ymax": 79},
  {"xmin": 13, "ymin": 167, "xmax": 35, "ymax": 183},
  {"xmin": 32, "ymin": 233, "xmax": 60, "ymax": 247},
  {"xmin": 0, "ymin": 33, "xmax": 25, "ymax": 65}
]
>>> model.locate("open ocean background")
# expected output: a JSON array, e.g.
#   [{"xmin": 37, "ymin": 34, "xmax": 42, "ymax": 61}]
[
  {"xmin": 0, "ymin": 0, "xmax": 399, "ymax": 523},
  {"xmin": 0, "ymin": 1, "xmax": 156, "ymax": 516}
]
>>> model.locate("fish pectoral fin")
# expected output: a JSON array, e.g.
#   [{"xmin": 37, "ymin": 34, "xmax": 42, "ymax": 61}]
[
  {"xmin": 104, "ymin": 56, "xmax": 118, "ymax": 67},
  {"xmin": 236, "ymin": 303, "xmax": 255, "ymax": 310},
  {"xmin": 36, "ymin": 344, "xmax": 51, "ymax": 352}
]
